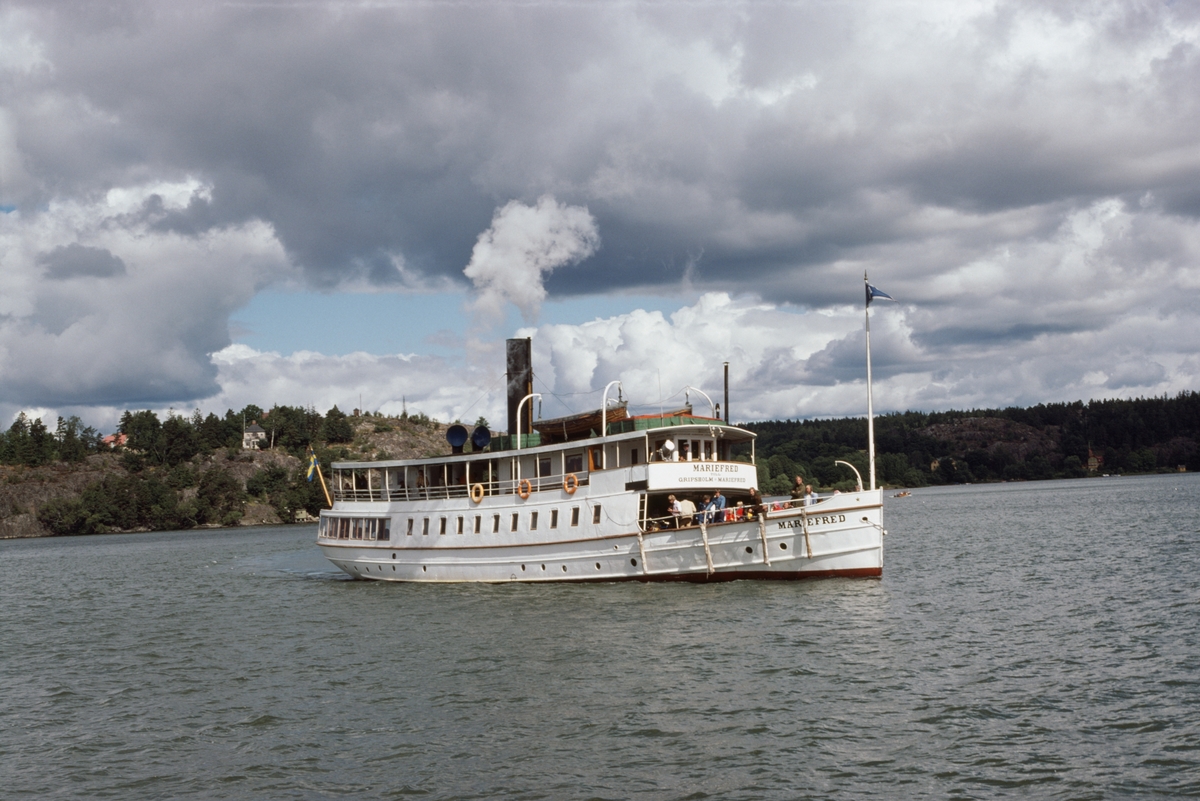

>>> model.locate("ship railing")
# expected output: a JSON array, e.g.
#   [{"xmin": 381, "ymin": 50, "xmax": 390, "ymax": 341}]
[
  {"xmin": 641, "ymin": 507, "xmax": 754, "ymax": 532},
  {"xmin": 332, "ymin": 474, "xmax": 593, "ymax": 503}
]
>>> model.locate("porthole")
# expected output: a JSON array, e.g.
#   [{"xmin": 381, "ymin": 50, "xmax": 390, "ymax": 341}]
[
  {"xmin": 521, "ymin": 564, "xmax": 526, "ymax": 571},
  {"xmin": 631, "ymin": 558, "xmax": 637, "ymax": 566},
  {"xmin": 561, "ymin": 565, "xmax": 567, "ymax": 572},
  {"xmin": 422, "ymin": 565, "xmax": 427, "ymax": 572},
  {"xmin": 541, "ymin": 564, "xmax": 546, "ymax": 571},
  {"xmin": 595, "ymin": 563, "xmax": 601, "ymax": 570},
  {"xmin": 746, "ymin": 546, "xmax": 753, "ymax": 553},
  {"xmin": 861, "ymin": 516, "xmax": 869, "ymax": 522},
  {"xmin": 391, "ymin": 553, "xmax": 396, "ymax": 559},
  {"xmin": 780, "ymin": 542, "xmax": 788, "ymax": 550},
  {"xmin": 392, "ymin": 565, "xmax": 396, "ymax": 571}
]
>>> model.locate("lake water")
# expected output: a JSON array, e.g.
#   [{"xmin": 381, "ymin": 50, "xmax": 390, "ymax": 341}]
[{"xmin": 2, "ymin": 474, "xmax": 1198, "ymax": 799}]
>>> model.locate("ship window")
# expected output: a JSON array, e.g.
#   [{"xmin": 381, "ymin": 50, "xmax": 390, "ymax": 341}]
[
  {"xmin": 511, "ymin": 513, "xmax": 519, "ymax": 532},
  {"xmin": 704, "ymin": 440, "xmax": 713, "ymax": 460},
  {"xmin": 492, "ymin": 514, "xmax": 500, "ymax": 533},
  {"xmin": 692, "ymin": 440, "xmax": 700, "ymax": 461},
  {"xmin": 422, "ymin": 517, "xmax": 429, "ymax": 535},
  {"xmin": 406, "ymin": 519, "xmax": 414, "ymax": 536},
  {"xmin": 678, "ymin": 440, "xmax": 690, "ymax": 461},
  {"xmin": 340, "ymin": 519, "xmax": 349, "ymax": 538},
  {"xmin": 571, "ymin": 507, "xmax": 580, "ymax": 526},
  {"xmin": 630, "ymin": 448, "xmax": 639, "ymax": 465},
  {"xmin": 550, "ymin": 509, "xmax": 558, "ymax": 529},
  {"xmin": 593, "ymin": 505, "xmax": 602, "ymax": 524},
  {"xmin": 456, "ymin": 516, "xmax": 464, "ymax": 535},
  {"xmin": 565, "ymin": 453, "xmax": 584, "ymax": 473},
  {"xmin": 474, "ymin": 515, "xmax": 481, "ymax": 534},
  {"xmin": 530, "ymin": 511, "xmax": 538, "ymax": 531},
  {"xmin": 379, "ymin": 519, "xmax": 391, "ymax": 541},
  {"xmin": 439, "ymin": 517, "xmax": 447, "ymax": 535},
  {"xmin": 352, "ymin": 519, "xmax": 363, "ymax": 540},
  {"xmin": 538, "ymin": 457, "xmax": 552, "ymax": 477}
]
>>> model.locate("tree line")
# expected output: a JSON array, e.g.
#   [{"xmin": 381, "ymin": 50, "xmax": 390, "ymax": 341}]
[
  {"xmin": 740, "ymin": 390, "xmax": 1200, "ymax": 492},
  {"xmin": 3, "ymin": 403, "xmax": 362, "ymax": 536}
]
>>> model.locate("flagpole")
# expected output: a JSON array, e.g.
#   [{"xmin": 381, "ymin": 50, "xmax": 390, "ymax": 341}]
[
  {"xmin": 310, "ymin": 446, "xmax": 333, "ymax": 508},
  {"xmin": 865, "ymin": 272, "xmax": 877, "ymax": 492}
]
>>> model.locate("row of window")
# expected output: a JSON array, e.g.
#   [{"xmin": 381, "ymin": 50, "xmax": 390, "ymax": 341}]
[
  {"xmin": 321, "ymin": 517, "xmax": 392, "ymax": 541},
  {"xmin": 405, "ymin": 504, "xmax": 603, "ymax": 535},
  {"xmin": 320, "ymin": 505, "xmax": 603, "ymax": 541}
]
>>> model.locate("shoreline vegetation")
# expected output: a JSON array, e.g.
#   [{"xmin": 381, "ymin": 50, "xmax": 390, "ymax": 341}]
[{"xmin": 2, "ymin": 391, "xmax": 1197, "ymax": 539}]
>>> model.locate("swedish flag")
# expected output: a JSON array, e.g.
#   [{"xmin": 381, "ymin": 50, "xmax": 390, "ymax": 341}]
[{"xmin": 306, "ymin": 449, "xmax": 318, "ymax": 482}]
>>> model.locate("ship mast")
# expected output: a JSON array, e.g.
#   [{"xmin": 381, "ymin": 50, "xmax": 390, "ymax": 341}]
[{"xmin": 864, "ymin": 272, "xmax": 877, "ymax": 491}]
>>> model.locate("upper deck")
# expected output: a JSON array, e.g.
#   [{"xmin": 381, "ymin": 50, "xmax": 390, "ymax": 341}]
[{"xmin": 330, "ymin": 412, "xmax": 757, "ymax": 504}]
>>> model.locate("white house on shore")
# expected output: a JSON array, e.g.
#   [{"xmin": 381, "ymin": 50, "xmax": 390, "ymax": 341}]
[{"xmin": 243, "ymin": 422, "xmax": 267, "ymax": 450}]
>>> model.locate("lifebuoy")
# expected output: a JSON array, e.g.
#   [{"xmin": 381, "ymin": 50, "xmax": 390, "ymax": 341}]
[
  {"xmin": 517, "ymin": 479, "xmax": 532, "ymax": 499},
  {"xmin": 563, "ymin": 473, "xmax": 578, "ymax": 495},
  {"xmin": 470, "ymin": 483, "xmax": 485, "ymax": 504}
]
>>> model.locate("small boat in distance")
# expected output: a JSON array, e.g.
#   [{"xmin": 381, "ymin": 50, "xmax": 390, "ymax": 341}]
[
  {"xmin": 316, "ymin": 334, "xmax": 886, "ymax": 582},
  {"xmin": 893, "ymin": 491, "xmax": 912, "ymax": 498}
]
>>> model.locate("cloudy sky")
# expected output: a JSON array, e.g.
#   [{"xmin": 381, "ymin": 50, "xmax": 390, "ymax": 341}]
[{"xmin": 2, "ymin": 0, "xmax": 1199, "ymax": 432}]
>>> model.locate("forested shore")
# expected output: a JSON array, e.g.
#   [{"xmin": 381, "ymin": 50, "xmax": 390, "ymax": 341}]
[
  {"xmin": 0, "ymin": 404, "xmax": 450, "ymax": 538},
  {"xmin": 2, "ymin": 391, "xmax": 1196, "ymax": 537},
  {"xmin": 740, "ymin": 391, "xmax": 1200, "ymax": 495}
]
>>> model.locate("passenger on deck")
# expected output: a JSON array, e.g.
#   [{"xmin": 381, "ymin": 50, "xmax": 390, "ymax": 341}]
[
  {"xmin": 711, "ymin": 489, "xmax": 727, "ymax": 522},
  {"xmin": 699, "ymin": 494, "xmax": 713, "ymax": 524},
  {"xmin": 746, "ymin": 487, "xmax": 764, "ymax": 520},
  {"xmin": 668, "ymin": 495, "xmax": 682, "ymax": 528},
  {"xmin": 806, "ymin": 485, "xmax": 817, "ymax": 506},
  {"xmin": 678, "ymin": 496, "xmax": 696, "ymax": 527},
  {"xmin": 790, "ymin": 475, "xmax": 806, "ymax": 505}
]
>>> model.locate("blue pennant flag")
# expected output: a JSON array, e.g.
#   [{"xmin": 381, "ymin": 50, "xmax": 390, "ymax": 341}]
[
  {"xmin": 306, "ymin": 449, "xmax": 318, "ymax": 482},
  {"xmin": 866, "ymin": 284, "xmax": 895, "ymax": 307}
]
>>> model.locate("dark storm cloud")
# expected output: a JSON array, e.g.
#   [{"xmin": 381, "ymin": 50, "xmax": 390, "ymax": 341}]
[
  {"xmin": 37, "ymin": 243, "xmax": 126, "ymax": 280},
  {"xmin": 10, "ymin": 0, "xmax": 1198, "ymax": 301},
  {"xmin": 4, "ymin": 0, "xmax": 1200, "ymax": 420}
]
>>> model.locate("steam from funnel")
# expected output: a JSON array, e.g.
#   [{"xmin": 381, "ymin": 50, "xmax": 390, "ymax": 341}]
[{"xmin": 464, "ymin": 195, "xmax": 600, "ymax": 327}]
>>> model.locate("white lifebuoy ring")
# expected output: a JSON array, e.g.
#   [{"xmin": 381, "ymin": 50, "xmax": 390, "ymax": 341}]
[
  {"xmin": 517, "ymin": 479, "xmax": 532, "ymax": 500},
  {"xmin": 563, "ymin": 473, "xmax": 578, "ymax": 495},
  {"xmin": 470, "ymin": 483, "xmax": 485, "ymax": 504}
]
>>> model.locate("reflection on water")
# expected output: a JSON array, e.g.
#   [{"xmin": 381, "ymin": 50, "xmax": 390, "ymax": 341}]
[{"xmin": 2, "ymin": 474, "xmax": 1198, "ymax": 799}]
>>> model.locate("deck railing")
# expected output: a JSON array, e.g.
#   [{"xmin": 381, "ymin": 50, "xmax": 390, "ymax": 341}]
[{"xmin": 332, "ymin": 473, "xmax": 591, "ymax": 503}]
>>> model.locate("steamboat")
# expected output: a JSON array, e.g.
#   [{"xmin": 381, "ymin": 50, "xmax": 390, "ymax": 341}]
[{"xmin": 316, "ymin": 337, "xmax": 885, "ymax": 582}]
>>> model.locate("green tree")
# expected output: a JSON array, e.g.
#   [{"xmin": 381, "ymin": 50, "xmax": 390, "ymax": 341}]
[
  {"xmin": 162, "ymin": 415, "xmax": 199, "ymax": 466},
  {"xmin": 196, "ymin": 467, "xmax": 246, "ymax": 526},
  {"xmin": 121, "ymin": 410, "xmax": 166, "ymax": 464},
  {"xmin": 322, "ymin": 405, "xmax": 355, "ymax": 443}
]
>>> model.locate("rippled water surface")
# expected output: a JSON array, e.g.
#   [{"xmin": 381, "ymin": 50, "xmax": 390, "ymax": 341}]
[{"xmin": 2, "ymin": 474, "xmax": 1198, "ymax": 799}]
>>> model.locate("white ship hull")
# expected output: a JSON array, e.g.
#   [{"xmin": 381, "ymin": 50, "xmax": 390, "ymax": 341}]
[{"xmin": 318, "ymin": 480, "xmax": 883, "ymax": 583}]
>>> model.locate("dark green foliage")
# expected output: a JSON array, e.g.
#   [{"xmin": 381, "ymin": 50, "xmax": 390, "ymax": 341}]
[
  {"xmin": 198, "ymin": 412, "xmax": 237, "ymax": 451},
  {"xmin": 247, "ymin": 465, "xmax": 290, "ymax": 498},
  {"xmin": 39, "ymin": 473, "xmax": 188, "ymax": 534},
  {"xmin": 1, "ymin": 414, "xmax": 100, "ymax": 466},
  {"xmin": 259, "ymin": 405, "xmax": 324, "ymax": 453},
  {"xmin": 745, "ymin": 390, "xmax": 1200, "ymax": 487},
  {"xmin": 322, "ymin": 405, "xmax": 355, "ymax": 443},
  {"xmin": 120, "ymin": 410, "xmax": 165, "ymax": 463},
  {"xmin": 162, "ymin": 415, "xmax": 199, "ymax": 466},
  {"xmin": 195, "ymin": 467, "xmax": 246, "ymax": 526},
  {"xmin": 246, "ymin": 464, "xmax": 325, "ymax": 522}
]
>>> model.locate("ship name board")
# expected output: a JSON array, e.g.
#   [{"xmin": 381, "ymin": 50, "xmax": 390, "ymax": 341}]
[
  {"xmin": 778, "ymin": 514, "xmax": 847, "ymax": 528},
  {"xmin": 646, "ymin": 461, "xmax": 755, "ymax": 489}
]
